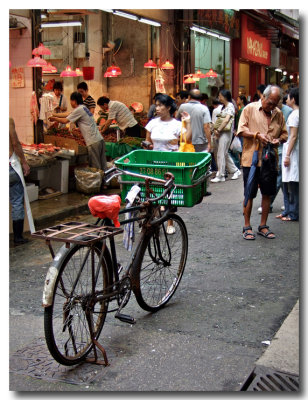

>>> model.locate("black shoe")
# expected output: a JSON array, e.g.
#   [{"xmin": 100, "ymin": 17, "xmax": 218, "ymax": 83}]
[
  {"xmin": 14, "ymin": 237, "xmax": 29, "ymax": 245},
  {"xmin": 204, "ymin": 191, "xmax": 212, "ymax": 196},
  {"xmin": 13, "ymin": 219, "xmax": 29, "ymax": 245}
]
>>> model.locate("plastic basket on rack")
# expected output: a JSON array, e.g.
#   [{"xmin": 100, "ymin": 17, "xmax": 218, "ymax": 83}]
[{"xmin": 115, "ymin": 150, "xmax": 211, "ymax": 207}]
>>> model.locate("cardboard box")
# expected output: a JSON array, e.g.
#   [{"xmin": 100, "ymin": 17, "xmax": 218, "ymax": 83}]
[
  {"xmin": 44, "ymin": 134, "xmax": 87, "ymax": 155},
  {"xmin": 26, "ymin": 183, "xmax": 38, "ymax": 202}
]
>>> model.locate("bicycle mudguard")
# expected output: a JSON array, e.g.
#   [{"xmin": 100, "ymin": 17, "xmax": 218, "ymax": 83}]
[
  {"xmin": 42, "ymin": 244, "xmax": 72, "ymax": 307},
  {"xmin": 42, "ymin": 241, "xmax": 112, "ymax": 307}
]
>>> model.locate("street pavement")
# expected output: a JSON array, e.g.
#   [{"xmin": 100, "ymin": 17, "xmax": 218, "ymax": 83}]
[{"xmin": 8, "ymin": 175, "xmax": 300, "ymax": 392}]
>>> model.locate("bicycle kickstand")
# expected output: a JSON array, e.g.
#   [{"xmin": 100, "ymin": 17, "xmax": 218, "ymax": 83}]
[{"xmin": 85, "ymin": 313, "xmax": 109, "ymax": 366}]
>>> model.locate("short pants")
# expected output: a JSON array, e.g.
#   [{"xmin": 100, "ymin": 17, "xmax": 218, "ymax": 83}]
[{"xmin": 243, "ymin": 166, "xmax": 277, "ymax": 198}]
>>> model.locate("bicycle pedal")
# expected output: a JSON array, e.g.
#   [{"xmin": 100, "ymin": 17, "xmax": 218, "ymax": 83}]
[{"xmin": 115, "ymin": 313, "xmax": 136, "ymax": 324}]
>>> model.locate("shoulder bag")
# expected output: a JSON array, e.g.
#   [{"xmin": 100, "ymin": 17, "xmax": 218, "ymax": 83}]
[{"xmin": 213, "ymin": 113, "xmax": 233, "ymax": 132}]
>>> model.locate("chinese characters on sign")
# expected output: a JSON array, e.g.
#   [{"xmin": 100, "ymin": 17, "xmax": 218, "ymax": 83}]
[{"xmin": 11, "ymin": 67, "xmax": 25, "ymax": 88}]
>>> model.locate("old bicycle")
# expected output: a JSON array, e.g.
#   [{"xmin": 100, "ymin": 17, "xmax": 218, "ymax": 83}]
[{"xmin": 32, "ymin": 150, "xmax": 211, "ymax": 366}]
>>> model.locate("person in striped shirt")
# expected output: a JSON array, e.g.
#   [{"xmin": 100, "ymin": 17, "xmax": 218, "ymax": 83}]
[
  {"xmin": 97, "ymin": 96, "xmax": 140, "ymax": 137},
  {"xmin": 77, "ymin": 82, "xmax": 96, "ymax": 114}
]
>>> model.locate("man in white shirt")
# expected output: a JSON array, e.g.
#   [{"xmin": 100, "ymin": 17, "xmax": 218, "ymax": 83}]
[{"xmin": 97, "ymin": 97, "xmax": 140, "ymax": 137}]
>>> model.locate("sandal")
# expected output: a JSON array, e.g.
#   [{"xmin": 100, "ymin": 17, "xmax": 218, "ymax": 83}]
[
  {"xmin": 275, "ymin": 214, "xmax": 284, "ymax": 219},
  {"xmin": 257, "ymin": 225, "xmax": 276, "ymax": 239},
  {"xmin": 243, "ymin": 226, "xmax": 255, "ymax": 240}
]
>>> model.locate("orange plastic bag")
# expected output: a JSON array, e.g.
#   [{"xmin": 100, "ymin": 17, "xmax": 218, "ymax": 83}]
[{"xmin": 88, "ymin": 195, "xmax": 121, "ymax": 227}]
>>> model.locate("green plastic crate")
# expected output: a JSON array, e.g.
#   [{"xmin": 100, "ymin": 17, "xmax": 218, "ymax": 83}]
[{"xmin": 115, "ymin": 150, "xmax": 211, "ymax": 207}]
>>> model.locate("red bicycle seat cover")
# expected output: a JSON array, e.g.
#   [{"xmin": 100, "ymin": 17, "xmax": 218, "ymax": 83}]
[{"xmin": 88, "ymin": 195, "xmax": 121, "ymax": 227}]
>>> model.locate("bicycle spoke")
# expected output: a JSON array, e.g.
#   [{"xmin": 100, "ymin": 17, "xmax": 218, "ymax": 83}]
[
  {"xmin": 45, "ymin": 244, "xmax": 109, "ymax": 365},
  {"xmin": 133, "ymin": 215, "xmax": 188, "ymax": 311}
]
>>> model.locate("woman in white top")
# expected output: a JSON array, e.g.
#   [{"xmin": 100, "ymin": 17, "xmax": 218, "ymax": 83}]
[
  {"xmin": 279, "ymin": 87, "xmax": 299, "ymax": 221},
  {"xmin": 144, "ymin": 93, "xmax": 192, "ymax": 151},
  {"xmin": 144, "ymin": 94, "xmax": 192, "ymax": 234},
  {"xmin": 211, "ymin": 89, "xmax": 241, "ymax": 183}
]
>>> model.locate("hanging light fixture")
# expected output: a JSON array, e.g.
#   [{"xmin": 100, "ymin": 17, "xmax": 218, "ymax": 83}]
[
  {"xmin": 161, "ymin": 59, "xmax": 174, "ymax": 70},
  {"xmin": 27, "ymin": 56, "xmax": 48, "ymax": 67},
  {"xmin": 42, "ymin": 62, "xmax": 57, "ymax": 74},
  {"xmin": 183, "ymin": 74, "xmax": 196, "ymax": 84},
  {"xmin": 104, "ymin": 71, "xmax": 114, "ymax": 78},
  {"xmin": 60, "ymin": 65, "xmax": 77, "ymax": 77},
  {"xmin": 105, "ymin": 64, "xmax": 122, "ymax": 77},
  {"xmin": 205, "ymin": 68, "xmax": 217, "ymax": 78},
  {"xmin": 161, "ymin": 28, "xmax": 174, "ymax": 70},
  {"xmin": 144, "ymin": 59, "xmax": 157, "ymax": 68},
  {"xmin": 75, "ymin": 67, "xmax": 83, "ymax": 76},
  {"xmin": 32, "ymin": 43, "xmax": 51, "ymax": 56},
  {"xmin": 193, "ymin": 69, "xmax": 206, "ymax": 79}
]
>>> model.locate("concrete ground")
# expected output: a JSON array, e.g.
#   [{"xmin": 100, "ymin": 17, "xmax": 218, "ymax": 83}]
[{"xmin": 9, "ymin": 176, "xmax": 300, "ymax": 392}]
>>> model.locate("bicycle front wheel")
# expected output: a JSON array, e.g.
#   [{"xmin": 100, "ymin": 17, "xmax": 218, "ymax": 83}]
[
  {"xmin": 132, "ymin": 213, "xmax": 188, "ymax": 312},
  {"xmin": 44, "ymin": 244, "xmax": 110, "ymax": 366}
]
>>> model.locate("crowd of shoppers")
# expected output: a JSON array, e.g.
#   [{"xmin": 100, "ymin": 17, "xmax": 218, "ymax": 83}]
[{"xmin": 10, "ymin": 78, "xmax": 299, "ymax": 245}]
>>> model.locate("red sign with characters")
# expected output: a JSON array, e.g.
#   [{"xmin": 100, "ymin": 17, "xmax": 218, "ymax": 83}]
[{"xmin": 241, "ymin": 14, "xmax": 271, "ymax": 66}]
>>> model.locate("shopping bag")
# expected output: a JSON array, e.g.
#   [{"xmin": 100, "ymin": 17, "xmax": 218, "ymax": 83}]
[
  {"xmin": 230, "ymin": 135, "xmax": 242, "ymax": 153},
  {"xmin": 178, "ymin": 121, "xmax": 195, "ymax": 152}
]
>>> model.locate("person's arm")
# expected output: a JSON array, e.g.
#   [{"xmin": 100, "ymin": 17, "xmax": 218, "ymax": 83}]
[
  {"xmin": 237, "ymin": 106, "xmax": 269, "ymax": 145},
  {"xmin": 284, "ymin": 126, "xmax": 298, "ymax": 167},
  {"xmin": 49, "ymin": 116, "xmax": 70, "ymax": 124},
  {"xmin": 100, "ymin": 119, "xmax": 113, "ymax": 133},
  {"xmin": 203, "ymin": 123, "xmax": 212, "ymax": 151},
  {"xmin": 180, "ymin": 112, "xmax": 192, "ymax": 143},
  {"xmin": 52, "ymin": 111, "xmax": 70, "ymax": 118},
  {"xmin": 9, "ymin": 119, "xmax": 30, "ymax": 176}
]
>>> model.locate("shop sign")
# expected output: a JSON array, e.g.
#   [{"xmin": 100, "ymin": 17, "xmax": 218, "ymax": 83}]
[
  {"xmin": 196, "ymin": 9, "xmax": 240, "ymax": 38},
  {"xmin": 11, "ymin": 67, "xmax": 25, "ymax": 88},
  {"xmin": 241, "ymin": 15, "xmax": 271, "ymax": 66}
]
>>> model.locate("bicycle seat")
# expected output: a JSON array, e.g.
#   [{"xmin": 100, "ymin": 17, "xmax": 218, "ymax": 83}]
[{"xmin": 88, "ymin": 195, "xmax": 121, "ymax": 227}]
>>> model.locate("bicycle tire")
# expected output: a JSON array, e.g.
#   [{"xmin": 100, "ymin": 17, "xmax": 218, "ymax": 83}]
[
  {"xmin": 131, "ymin": 213, "xmax": 188, "ymax": 312},
  {"xmin": 44, "ymin": 243, "xmax": 111, "ymax": 366}
]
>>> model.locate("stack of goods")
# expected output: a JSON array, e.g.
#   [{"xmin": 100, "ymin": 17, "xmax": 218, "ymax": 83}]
[
  {"xmin": 22, "ymin": 143, "xmax": 60, "ymax": 167},
  {"xmin": 46, "ymin": 126, "xmax": 86, "ymax": 146},
  {"xmin": 118, "ymin": 137, "xmax": 143, "ymax": 147}
]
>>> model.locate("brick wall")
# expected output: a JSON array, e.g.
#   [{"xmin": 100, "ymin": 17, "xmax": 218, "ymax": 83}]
[{"xmin": 9, "ymin": 15, "xmax": 34, "ymax": 144}]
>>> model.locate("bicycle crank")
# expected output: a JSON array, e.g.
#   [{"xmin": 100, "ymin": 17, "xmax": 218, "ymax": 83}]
[{"xmin": 115, "ymin": 277, "xmax": 136, "ymax": 324}]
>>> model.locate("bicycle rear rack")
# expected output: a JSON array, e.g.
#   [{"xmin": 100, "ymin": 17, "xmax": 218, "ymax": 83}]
[{"xmin": 32, "ymin": 221, "xmax": 123, "ymax": 258}]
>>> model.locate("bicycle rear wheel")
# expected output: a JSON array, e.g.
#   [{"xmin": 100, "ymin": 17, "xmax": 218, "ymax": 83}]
[
  {"xmin": 44, "ymin": 243, "xmax": 110, "ymax": 366},
  {"xmin": 131, "ymin": 213, "xmax": 188, "ymax": 312}
]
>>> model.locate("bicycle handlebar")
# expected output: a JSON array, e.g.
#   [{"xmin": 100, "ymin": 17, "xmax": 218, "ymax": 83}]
[{"xmin": 104, "ymin": 166, "xmax": 174, "ymax": 187}]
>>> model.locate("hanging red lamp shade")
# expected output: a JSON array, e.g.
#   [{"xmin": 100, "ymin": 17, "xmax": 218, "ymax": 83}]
[
  {"xmin": 75, "ymin": 67, "xmax": 83, "ymax": 76},
  {"xmin": 27, "ymin": 56, "xmax": 48, "ymax": 67},
  {"xmin": 205, "ymin": 68, "xmax": 217, "ymax": 78},
  {"xmin": 144, "ymin": 59, "xmax": 157, "ymax": 68},
  {"xmin": 193, "ymin": 69, "xmax": 206, "ymax": 79},
  {"xmin": 106, "ymin": 65, "xmax": 122, "ymax": 76},
  {"xmin": 82, "ymin": 66, "xmax": 95, "ymax": 80},
  {"xmin": 104, "ymin": 71, "xmax": 114, "ymax": 78},
  {"xmin": 183, "ymin": 74, "xmax": 196, "ymax": 84},
  {"xmin": 42, "ymin": 62, "xmax": 58, "ymax": 74},
  {"xmin": 104, "ymin": 65, "xmax": 121, "ymax": 77},
  {"xmin": 161, "ymin": 59, "xmax": 174, "ymax": 70},
  {"xmin": 60, "ymin": 65, "xmax": 77, "ymax": 77},
  {"xmin": 32, "ymin": 43, "xmax": 51, "ymax": 56}
]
